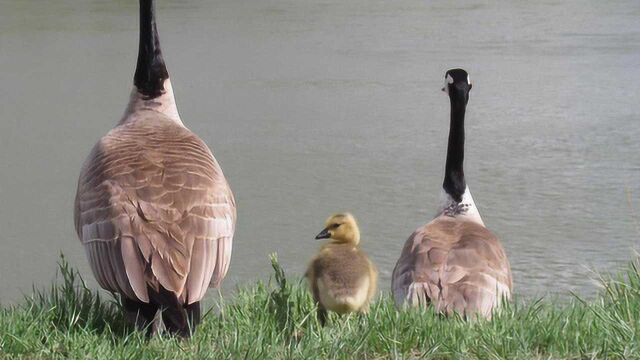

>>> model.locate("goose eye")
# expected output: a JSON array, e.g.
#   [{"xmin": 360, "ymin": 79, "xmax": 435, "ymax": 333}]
[{"xmin": 332, "ymin": 223, "xmax": 341, "ymax": 229}]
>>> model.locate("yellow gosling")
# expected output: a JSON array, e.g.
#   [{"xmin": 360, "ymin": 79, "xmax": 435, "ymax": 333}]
[{"xmin": 306, "ymin": 213, "xmax": 377, "ymax": 325}]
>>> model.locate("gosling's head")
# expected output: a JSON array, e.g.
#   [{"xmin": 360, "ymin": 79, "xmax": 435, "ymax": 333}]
[{"xmin": 314, "ymin": 213, "xmax": 361, "ymax": 245}]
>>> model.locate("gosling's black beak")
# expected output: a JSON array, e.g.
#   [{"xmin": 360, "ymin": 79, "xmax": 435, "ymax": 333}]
[{"xmin": 315, "ymin": 228, "xmax": 331, "ymax": 240}]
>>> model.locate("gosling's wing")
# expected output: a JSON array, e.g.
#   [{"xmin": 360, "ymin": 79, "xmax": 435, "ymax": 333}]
[
  {"xmin": 305, "ymin": 255, "xmax": 322, "ymax": 305},
  {"xmin": 74, "ymin": 117, "xmax": 236, "ymax": 304},
  {"xmin": 364, "ymin": 254, "xmax": 378, "ymax": 305}
]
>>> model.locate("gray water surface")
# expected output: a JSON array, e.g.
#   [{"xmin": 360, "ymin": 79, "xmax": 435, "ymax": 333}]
[{"xmin": 1, "ymin": 0, "xmax": 639, "ymax": 303}]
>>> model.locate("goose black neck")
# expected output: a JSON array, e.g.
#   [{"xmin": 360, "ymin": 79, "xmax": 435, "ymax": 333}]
[
  {"xmin": 134, "ymin": 0, "xmax": 169, "ymax": 99},
  {"xmin": 442, "ymin": 96, "xmax": 467, "ymax": 202}
]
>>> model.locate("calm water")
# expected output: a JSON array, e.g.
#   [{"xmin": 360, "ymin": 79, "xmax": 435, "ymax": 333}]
[{"xmin": 0, "ymin": 0, "xmax": 639, "ymax": 303}]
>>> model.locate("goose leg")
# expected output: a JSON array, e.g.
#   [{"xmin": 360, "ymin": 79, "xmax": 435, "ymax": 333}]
[
  {"xmin": 123, "ymin": 297, "xmax": 159, "ymax": 336},
  {"xmin": 185, "ymin": 301, "xmax": 201, "ymax": 333},
  {"xmin": 317, "ymin": 307, "xmax": 327, "ymax": 326},
  {"xmin": 161, "ymin": 306, "xmax": 190, "ymax": 338},
  {"xmin": 148, "ymin": 286, "xmax": 191, "ymax": 338}
]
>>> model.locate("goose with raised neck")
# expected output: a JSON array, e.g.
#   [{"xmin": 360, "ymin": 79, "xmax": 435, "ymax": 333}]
[
  {"xmin": 391, "ymin": 69, "xmax": 512, "ymax": 319},
  {"xmin": 74, "ymin": 0, "xmax": 236, "ymax": 337}
]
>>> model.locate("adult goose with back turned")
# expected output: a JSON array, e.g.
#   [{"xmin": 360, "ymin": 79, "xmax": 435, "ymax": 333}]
[
  {"xmin": 391, "ymin": 69, "xmax": 512, "ymax": 319},
  {"xmin": 74, "ymin": 0, "xmax": 236, "ymax": 337}
]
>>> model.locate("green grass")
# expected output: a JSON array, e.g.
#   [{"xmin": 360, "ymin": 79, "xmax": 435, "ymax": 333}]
[{"xmin": 1, "ymin": 253, "xmax": 640, "ymax": 359}]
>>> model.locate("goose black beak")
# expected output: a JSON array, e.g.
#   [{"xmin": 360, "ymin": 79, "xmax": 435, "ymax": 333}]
[{"xmin": 315, "ymin": 228, "xmax": 331, "ymax": 240}]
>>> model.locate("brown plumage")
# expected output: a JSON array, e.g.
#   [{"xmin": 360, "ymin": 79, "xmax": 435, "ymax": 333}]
[
  {"xmin": 74, "ymin": 0, "xmax": 235, "ymax": 337},
  {"xmin": 306, "ymin": 213, "xmax": 377, "ymax": 325},
  {"xmin": 392, "ymin": 218, "xmax": 511, "ymax": 318},
  {"xmin": 391, "ymin": 68, "xmax": 512, "ymax": 319}
]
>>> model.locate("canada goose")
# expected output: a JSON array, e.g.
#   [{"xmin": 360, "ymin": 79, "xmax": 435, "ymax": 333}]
[
  {"xmin": 391, "ymin": 69, "xmax": 512, "ymax": 319},
  {"xmin": 73, "ymin": 0, "xmax": 236, "ymax": 337},
  {"xmin": 306, "ymin": 213, "xmax": 377, "ymax": 325}
]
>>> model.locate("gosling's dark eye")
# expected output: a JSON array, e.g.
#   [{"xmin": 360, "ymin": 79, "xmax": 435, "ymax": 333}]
[{"xmin": 332, "ymin": 223, "xmax": 341, "ymax": 229}]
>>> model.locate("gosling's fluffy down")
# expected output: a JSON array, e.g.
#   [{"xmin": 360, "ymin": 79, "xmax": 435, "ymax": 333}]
[{"xmin": 306, "ymin": 213, "xmax": 377, "ymax": 325}]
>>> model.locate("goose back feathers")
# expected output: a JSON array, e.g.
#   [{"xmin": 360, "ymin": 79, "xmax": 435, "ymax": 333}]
[
  {"xmin": 392, "ymin": 218, "xmax": 511, "ymax": 318},
  {"xmin": 74, "ymin": 112, "xmax": 235, "ymax": 305}
]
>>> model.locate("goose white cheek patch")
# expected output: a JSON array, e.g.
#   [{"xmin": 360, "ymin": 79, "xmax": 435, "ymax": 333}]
[{"xmin": 443, "ymin": 74, "xmax": 454, "ymax": 94}]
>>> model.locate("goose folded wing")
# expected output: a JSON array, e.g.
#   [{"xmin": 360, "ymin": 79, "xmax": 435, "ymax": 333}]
[{"xmin": 74, "ymin": 134, "xmax": 235, "ymax": 304}]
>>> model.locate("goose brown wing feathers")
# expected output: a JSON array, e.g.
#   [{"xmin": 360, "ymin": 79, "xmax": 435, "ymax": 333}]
[
  {"xmin": 74, "ymin": 112, "xmax": 235, "ymax": 304},
  {"xmin": 392, "ymin": 218, "xmax": 511, "ymax": 318}
]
